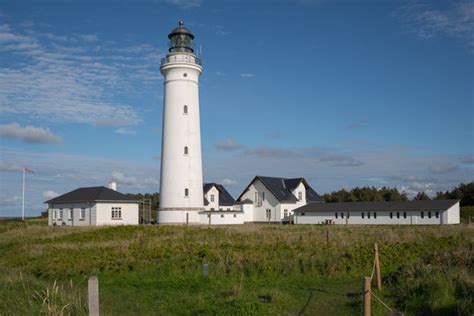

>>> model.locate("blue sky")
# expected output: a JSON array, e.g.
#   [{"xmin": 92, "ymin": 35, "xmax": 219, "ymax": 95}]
[{"xmin": 1, "ymin": 0, "xmax": 473, "ymax": 216}]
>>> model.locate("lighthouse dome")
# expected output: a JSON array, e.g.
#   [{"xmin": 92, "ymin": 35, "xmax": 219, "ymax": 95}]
[{"xmin": 168, "ymin": 20, "xmax": 194, "ymax": 40}]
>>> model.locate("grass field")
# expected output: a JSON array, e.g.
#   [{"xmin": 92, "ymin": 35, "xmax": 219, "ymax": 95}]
[{"xmin": 0, "ymin": 218, "xmax": 472, "ymax": 315}]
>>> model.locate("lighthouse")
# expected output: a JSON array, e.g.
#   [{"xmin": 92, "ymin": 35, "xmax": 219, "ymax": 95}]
[{"xmin": 158, "ymin": 21, "xmax": 204, "ymax": 224}]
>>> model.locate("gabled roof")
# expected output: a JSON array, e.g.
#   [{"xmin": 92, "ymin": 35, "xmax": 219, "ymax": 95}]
[
  {"xmin": 45, "ymin": 186, "xmax": 138, "ymax": 204},
  {"xmin": 294, "ymin": 199, "xmax": 460, "ymax": 213},
  {"xmin": 237, "ymin": 176, "xmax": 322, "ymax": 203},
  {"xmin": 203, "ymin": 183, "xmax": 235, "ymax": 206}
]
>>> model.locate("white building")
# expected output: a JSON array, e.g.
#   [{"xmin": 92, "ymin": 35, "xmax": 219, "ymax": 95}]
[
  {"xmin": 198, "ymin": 183, "xmax": 247, "ymax": 225},
  {"xmin": 158, "ymin": 21, "xmax": 204, "ymax": 224},
  {"xmin": 46, "ymin": 185, "xmax": 139, "ymax": 226},
  {"xmin": 236, "ymin": 176, "xmax": 323, "ymax": 223},
  {"xmin": 293, "ymin": 199, "xmax": 460, "ymax": 225}
]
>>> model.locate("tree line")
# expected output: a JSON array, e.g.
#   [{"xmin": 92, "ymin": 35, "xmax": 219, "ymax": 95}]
[{"xmin": 323, "ymin": 182, "xmax": 474, "ymax": 206}]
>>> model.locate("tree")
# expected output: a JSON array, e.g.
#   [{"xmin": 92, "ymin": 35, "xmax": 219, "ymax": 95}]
[
  {"xmin": 413, "ymin": 192, "xmax": 430, "ymax": 201},
  {"xmin": 323, "ymin": 186, "xmax": 408, "ymax": 203}
]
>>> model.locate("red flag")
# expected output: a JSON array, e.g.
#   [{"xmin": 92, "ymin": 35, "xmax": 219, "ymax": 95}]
[{"xmin": 24, "ymin": 167, "xmax": 34, "ymax": 174}]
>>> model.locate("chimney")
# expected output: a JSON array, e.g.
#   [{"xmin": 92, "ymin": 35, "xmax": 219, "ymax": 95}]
[{"xmin": 108, "ymin": 180, "xmax": 117, "ymax": 191}]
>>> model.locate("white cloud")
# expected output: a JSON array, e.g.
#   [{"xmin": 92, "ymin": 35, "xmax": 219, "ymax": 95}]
[
  {"xmin": 0, "ymin": 161, "xmax": 23, "ymax": 172},
  {"xmin": 430, "ymin": 163, "xmax": 459, "ymax": 174},
  {"xmin": 0, "ymin": 22, "xmax": 165, "ymax": 126},
  {"xmin": 111, "ymin": 171, "xmax": 137, "ymax": 186},
  {"xmin": 396, "ymin": 0, "xmax": 474, "ymax": 51},
  {"xmin": 0, "ymin": 122, "xmax": 62, "ymax": 144},
  {"xmin": 115, "ymin": 128, "xmax": 136, "ymax": 135},
  {"xmin": 214, "ymin": 138, "xmax": 242, "ymax": 151},
  {"xmin": 79, "ymin": 34, "xmax": 98, "ymax": 42},
  {"xmin": 240, "ymin": 73, "xmax": 254, "ymax": 78},
  {"xmin": 221, "ymin": 178, "xmax": 238, "ymax": 185},
  {"xmin": 42, "ymin": 190, "xmax": 59, "ymax": 199},
  {"xmin": 162, "ymin": 0, "xmax": 201, "ymax": 9}
]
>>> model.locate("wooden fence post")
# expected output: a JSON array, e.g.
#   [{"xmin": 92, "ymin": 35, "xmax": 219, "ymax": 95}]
[
  {"xmin": 208, "ymin": 214, "xmax": 211, "ymax": 226},
  {"xmin": 364, "ymin": 276, "xmax": 371, "ymax": 316},
  {"xmin": 374, "ymin": 243, "xmax": 382, "ymax": 290},
  {"xmin": 203, "ymin": 263, "xmax": 209, "ymax": 279},
  {"xmin": 186, "ymin": 212, "xmax": 189, "ymax": 226},
  {"xmin": 88, "ymin": 276, "xmax": 99, "ymax": 316}
]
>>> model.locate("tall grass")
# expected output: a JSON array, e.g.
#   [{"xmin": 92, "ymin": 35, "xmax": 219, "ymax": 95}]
[{"xmin": 0, "ymin": 218, "xmax": 472, "ymax": 315}]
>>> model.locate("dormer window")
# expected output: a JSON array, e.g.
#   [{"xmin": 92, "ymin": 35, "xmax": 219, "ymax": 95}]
[
  {"xmin": 185, "ymin": 188, "xmax": 189, "ymax": 197},
  {"xmin": 210, "ymin": 194, "xmax": 215, "ymax": 202},
  {"xmin": 184, "ymin": 146, "xmax": 188, "ymax": 155},
  {"xmin": 298, "ymin": 192, "xmax": 302, "ymax": 201},
  {"xmin": 184, "ymin": 105, "xmax": 188, "ymax": 114}
]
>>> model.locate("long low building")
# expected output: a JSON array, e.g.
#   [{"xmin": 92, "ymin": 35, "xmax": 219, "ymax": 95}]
[{"xmin": 293, "ymin": 199, "xmax": 460, "ymax": 225}]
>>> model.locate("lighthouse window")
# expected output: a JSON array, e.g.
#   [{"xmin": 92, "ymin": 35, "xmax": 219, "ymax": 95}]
[
  {"xmin": 183, "ymin": 73, "xmax": 187, "ymax": 77},
  {"xmin": 184, "ymin": 146, "xmax": 188, "ymax": 155},
  {"xmin": 185, "ymin": 188, "xmax": 189, "ymax": 197},
  {"xmin": 183, "ymin": 105, "xmax": 188, "ymax": 114}
]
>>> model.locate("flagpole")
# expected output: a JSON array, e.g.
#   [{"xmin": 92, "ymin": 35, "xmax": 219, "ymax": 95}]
[{"xmin": 22, "ymin": 168, "xmax": 25, "ymax": 221}]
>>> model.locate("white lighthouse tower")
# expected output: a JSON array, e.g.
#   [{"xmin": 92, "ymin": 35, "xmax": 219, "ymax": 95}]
[{"xmin": 158, "ymin": 21, "xmax": 204, "ymax": 224}]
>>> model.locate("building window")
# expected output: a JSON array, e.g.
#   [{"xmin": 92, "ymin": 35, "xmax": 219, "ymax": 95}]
[
  {"xmin": 53, "ymin": 210, "xmax": 57, "ymax": 219},
  {"xmin": 397, "ymin": 212, "xmax": 400, "ymax": 219},
  {"xmin": 368, "ymin": 212, "xmax": 371, "ymax": 219},
  {"xmin": 184, "ymin": 146, "xmax": 188, "ymax": 155},
  {"xmin": 347, "ymin": 212, "xmax": 350, "ymax": 219},
  {"xmin": 254, "ymin": 192, "xmax": 258, "ymax": 205},
  {"xmin": 69, "ymin": 208, "xmax": 73, "ymax": 220},
  {"xmin": 335, "ymin": 212, "xmax": 338, "ymax": 219},
  {"xmin": 390, "ymin": 212, "xmax": 393, "ymax": 219},
  {"xmin": 80, "ymin": 208, "xmax": 86, "ymax": 220},
  {"xmin": 183, "ymin": 105, "xmax": 188, "ymax": 114},
  {"xmin": 59, "ymin": 209, "xmax": 63, "ymax": 219},
  {"xmin": 374, "ymin": 212, "xmax": 377, "ymax": 219},
  {"xmin": 210, "ymin": 194, "xmax": 215, "ymax": 202},
  {"xmin": 185, "ymin": 188, "xmax": 189, "ymax": 197},
  {"xmin": 301, "ymin": 212, "xmax": 305, "ymax": 216},
  {"xmin": 111, "ymin": 207, "xmax": 122, "ymax": 219},
  {"xmin": 428, "ymin": 211, "xmax": 432, "ymax": 219},
  {"xmin": 262, "ymin": 192, "xmax": 265, "ymax": 201},
  {"xmin": 435, "ymin": 211, "xmax": 439, "ymax": 218},
  {"xmin": 266, "ymin": 209, "xmax": 271, "ymax": 220},
  {"xmin": 403, "ymin": 212, "xmax": 407, "ymax": 219},
  {"xmin": 183, "ymin": 73, "xmax": 187, "ymax": 77},
  {"xmin": 284, "ymin": 209, "xmax": 288, "ymax": 218},
  {"xmin": 362, "ymin": 212, "xmax": 364, "ymax": 219},
  {"xmin": 421, "ymin": 211, "xmax": 424, "ymax": 219},
  {"xmin": 341, "ymin": 212, "xmax": 344, "ymax": 219},
  {"xmin": 233, "ymin": 214, "xmax": 237, "ymax": 218},
  {"xmin": 210, "ymin": 208, "xmax": 215, "ymax": 211},
  {"xmin": 298, "ymin": 192, "xmax": 302, "ymax": 201},
  {"xmin": 220, "ymin": 214, "xmax": 224, "ymax": 218}
]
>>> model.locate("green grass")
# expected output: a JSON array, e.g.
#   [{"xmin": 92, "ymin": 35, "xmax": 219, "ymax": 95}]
[{"xmin": 0, "ymin": 218, "xmax": 472, "ymax": 315}]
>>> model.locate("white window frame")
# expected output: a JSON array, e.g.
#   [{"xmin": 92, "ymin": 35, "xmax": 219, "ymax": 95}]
[
  {"xmin": 298, "ymin": 191, "xmax": 302, "ymax": 201},
  {"xmin": 111, "ymin": 207, "xmax": 122, "ymax": 220},
  {"xmin": 284, "ymin": 209, "xmax": 288, "ymax": 218},
  {"xmin": 80, "ymin": 208, "xmax": 86, "ymax": 220},
  {"xmin": 266, "ymin": 209, "xmax": 271, "ymax": 220},
  {"xmin": 210, "ymin": 194, "xmax": 215, "ymax": 202},
  {"xmin": 59, "ymin": 209, "xmax": 63, "ymax": 220},
  {"xmin": 69, "ymin": 208, "xmax": 73, "ymax": 221}
]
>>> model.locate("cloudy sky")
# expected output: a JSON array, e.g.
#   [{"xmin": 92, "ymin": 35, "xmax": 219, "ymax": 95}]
[{"xmin": 1, "ymin": 0, "xmax": 473, "ymax": 216}]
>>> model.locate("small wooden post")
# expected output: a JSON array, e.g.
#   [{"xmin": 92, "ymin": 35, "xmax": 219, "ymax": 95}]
[
  {"xmin": 203, "ymin": 263, "xmax": 209, "ymax": 279},
  {"xmin": 326, "ymin": 228, "xmax": 329, "ymax": 244},
  {"xmin": 186, "ymin": 212, "xmax": 189, "ymax": 226},
  {"xmin": 374, "ymin": 243, "xmax": 382, "ymax": 290},
  {"xmin": 88, "ymin": 276, "xmax": 99, "ymax": 316},
  {"xmin": 208, "ymin": 214, "xmax": 211, "ymax": 226},
  {"xmin": 364, "ymin": 276, "xmax": 371, "ymax": 316}
]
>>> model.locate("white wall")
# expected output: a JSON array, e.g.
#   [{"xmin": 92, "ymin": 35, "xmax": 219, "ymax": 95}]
[
  {"xmin": 447, "ymin": 203, "xmax": 460, "ymax": 224},
  {"xmin": 48, "ymin": 203, "xmax": 94, "ymax": 226},
  {"xmin": 95, "ymin": 202, "xmax": 139, "ymax": 226},
  {"xmin": 295, "ymin": 208, "xmax": 456, "ymax": 225},
  {"xmin": 159, "ymin": 52, "xmax": 204, "ymax": 224},
  {"xmin": 204, "ymin": 186, "xmax": 219, "ymax": 211},
  {"xmin": 198, "ymin": 211, "xmax": 244, "ymax": 225},
  {"xmin": 290, "ymin": 182, "xmax": 306, "ymax": 211},
  {"xmin": 240, "ymin": 180, "xmax": 284, "ymax": 222}
]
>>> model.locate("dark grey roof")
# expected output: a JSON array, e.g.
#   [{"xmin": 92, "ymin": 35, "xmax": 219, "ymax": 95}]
[
  {"xmin": 168, "ymin": 21, "xmax": 194, "ymax": 39},
  {"xmin": 45, "ymin": 186, "xmax": 138, "ymax": 204},
  {"xmin": 203, "ymin": 183, "xmax": 235, "ymax": 206},
  {"xmin": 237, "ymin": 176, "xmax": 322, "ymax": 203},
  {"xmin": 294, "ymin": 199, "xmax": 460, "ymax": 213},
  {"xmin": 235, "ymin": 198, "xmax": 253, "ymax": 205}
]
